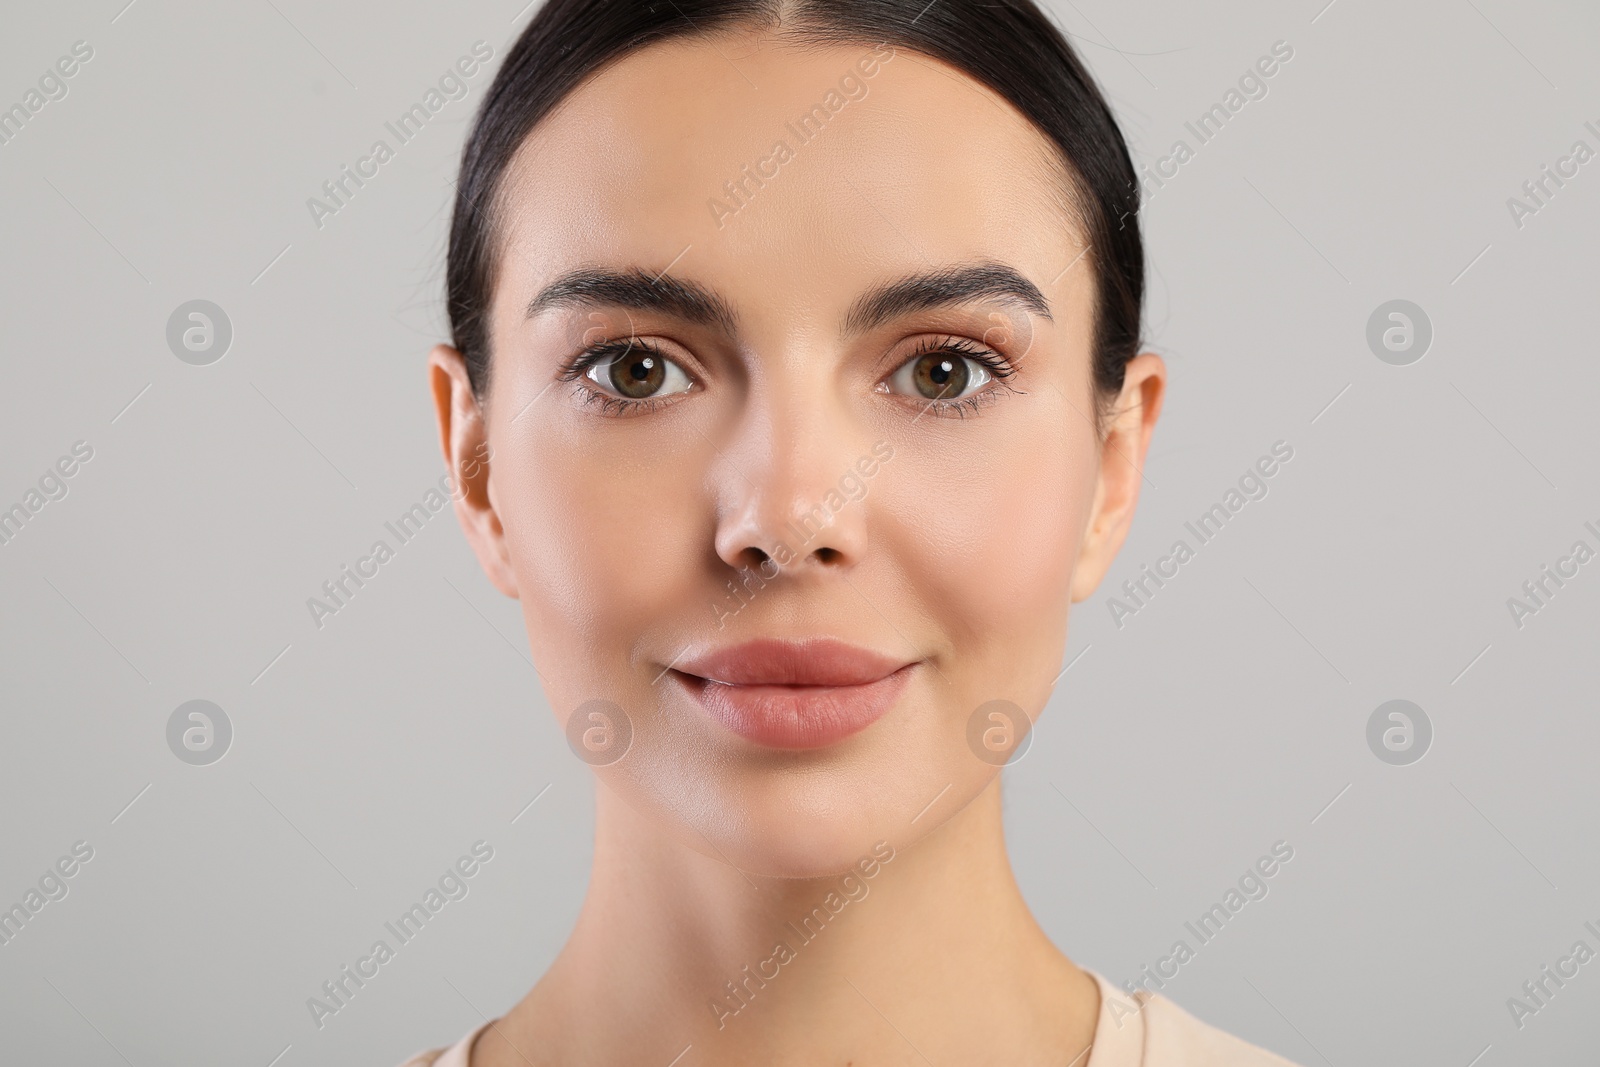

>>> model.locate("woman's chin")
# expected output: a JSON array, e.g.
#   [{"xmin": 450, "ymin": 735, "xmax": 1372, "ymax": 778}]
[{"xmin": 629, "ymin": 761, "xmax": 983, "ymax": 881}]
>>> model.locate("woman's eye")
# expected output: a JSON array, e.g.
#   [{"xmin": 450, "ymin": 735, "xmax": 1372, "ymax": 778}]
[
  {"xmin": 584, "ymin": 343, "xmax": 694, "ymax": 400},
  {"xmin": 886, "ymin": 350, "xmax": 994, "ymax": 402}
]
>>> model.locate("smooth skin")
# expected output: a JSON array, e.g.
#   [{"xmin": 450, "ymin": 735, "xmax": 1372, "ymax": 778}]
[{"xmin": 429, "ymin": 28, "xmax": 1164, "ymax": 1067}]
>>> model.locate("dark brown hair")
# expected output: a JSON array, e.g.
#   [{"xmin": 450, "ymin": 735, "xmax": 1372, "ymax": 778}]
[{"xmin": 447, "ymin": 0, "xmax": 1142, "ymax": 412}]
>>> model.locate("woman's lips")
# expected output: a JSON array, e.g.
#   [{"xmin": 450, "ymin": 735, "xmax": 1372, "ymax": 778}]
[{"xmin": 671, "ymin": 638, "xmax": 916, "ymax": 749}]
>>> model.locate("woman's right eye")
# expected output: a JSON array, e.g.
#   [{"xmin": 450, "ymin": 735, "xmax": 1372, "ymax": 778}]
[
  {"xmin": 885, "ymin": 349, "xmax": 996, "ymax": 402},
  {"xmin": 581, "ymin": 340, "xmax": 695, "ymax": 401}
]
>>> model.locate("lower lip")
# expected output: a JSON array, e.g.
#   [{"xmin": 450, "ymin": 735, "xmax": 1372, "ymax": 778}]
[{"xmin": 674, "ymin": 664, "xmax": 915, "ymax": 749}]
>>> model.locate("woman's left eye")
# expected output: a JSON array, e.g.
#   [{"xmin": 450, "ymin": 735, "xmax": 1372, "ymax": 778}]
[
  {"xmin": 884, "ymin": 345, "xmax": 1000, "ymax": 402},
  {"xmin": 583, "ymin": 341, "xmax": 694, "ymax": 400}
]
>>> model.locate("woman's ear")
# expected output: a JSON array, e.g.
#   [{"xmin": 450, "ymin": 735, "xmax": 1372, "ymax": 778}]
[
  {"xmin": 429, "ymin": 344, "xmax": 519, "ymax": 597},
  {"xmin": 1070, "ymin": 352, "xmax": 1166, "ymax": 602}
]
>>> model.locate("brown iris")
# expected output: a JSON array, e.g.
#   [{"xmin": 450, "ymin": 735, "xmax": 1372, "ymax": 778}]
[
  {"xmin": 609, "ymin": 346, "xmax": 665, "ymax": 399},
  {"xmin": 911, "ymin": 353, "xmax": 969, "ymax": 400}
]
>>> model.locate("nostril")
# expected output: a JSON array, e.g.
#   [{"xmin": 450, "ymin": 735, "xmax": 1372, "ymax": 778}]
[{"xmin": 813, "ymin": 547, "xmax": 841, "ymax": 565}]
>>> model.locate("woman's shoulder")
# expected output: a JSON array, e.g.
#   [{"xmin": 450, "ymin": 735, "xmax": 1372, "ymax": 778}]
[
  {"xmin": 1086, "ymin": 971, "xmax": 1304, "ymax": 1066},
  {"xmin": 395, "ymin": 982, "xmax": 1301, "ymax": 1067},
  {"xmin": 396, "ymin": 1051, "xmax": 446, "ymax": 1067},
  {"xmin": 395, "ymin": 1020, "xmax": 494, "ymax": 1067},
  {"xmin": 1136, "ymin": 992, "xmax": 1303, "ymax": 1066}
]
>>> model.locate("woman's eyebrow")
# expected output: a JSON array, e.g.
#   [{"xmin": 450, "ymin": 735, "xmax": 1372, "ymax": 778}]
[
  {"xmin": 525, "ymin": 267, "xmax": 738, "ymax": 333},
  {"xmin": 524, "ymin": 262, "xmax": 1050, "ymax": 337},
  {"xmin": 843, "ymin": 263, "xmax": 1053, "ymax": 336}
]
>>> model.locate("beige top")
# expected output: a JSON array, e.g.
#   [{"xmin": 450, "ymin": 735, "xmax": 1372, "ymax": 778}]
[{"xmin": 397, "ymin": 971, "xmax": 1301, "ymax": 1066}]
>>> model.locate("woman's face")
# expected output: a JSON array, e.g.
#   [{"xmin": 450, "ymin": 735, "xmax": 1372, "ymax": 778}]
[{"xmin": 432, "ymin": 33, "xmax": 1161, "ymax": 877}]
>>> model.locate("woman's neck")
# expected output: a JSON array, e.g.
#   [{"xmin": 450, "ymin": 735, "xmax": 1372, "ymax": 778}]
[{"xmin": 476, "ymin": 778, "xmax": 1100, "ymax": 1065}]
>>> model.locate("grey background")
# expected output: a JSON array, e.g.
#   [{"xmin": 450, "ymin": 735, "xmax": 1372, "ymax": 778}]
[{"xmin": 1, "ymin": 0, "xmax": 1596, "ymax": 1063}]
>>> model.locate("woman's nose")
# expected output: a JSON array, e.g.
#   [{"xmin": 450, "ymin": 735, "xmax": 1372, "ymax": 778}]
[{"xmin": 710, "ymin": 395, "xmax": 874, "ymax": 577}]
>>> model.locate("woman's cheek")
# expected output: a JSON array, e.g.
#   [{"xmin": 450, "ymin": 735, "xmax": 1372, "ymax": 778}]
[
  {"xmin": 499, "ymin": 432, "xmax": 707, "ymax": 639},
  {"xmin": 885, "ymin": 438, "xmax": 1082, "ymax": 641}
]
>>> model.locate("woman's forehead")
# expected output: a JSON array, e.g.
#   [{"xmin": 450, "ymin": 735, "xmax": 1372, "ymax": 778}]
[{"xmin": 490, "ymin": 33, "xmax": 1086, "ymax": 322}]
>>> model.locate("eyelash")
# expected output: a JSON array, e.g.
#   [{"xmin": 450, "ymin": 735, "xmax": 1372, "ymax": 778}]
[
  {"xmin": 558, "ymin": 337, "xmax": 685, "ymax": 418},
  {"xmin": 895, "ymin": 335, "xmax": 1021, "ymax": 419},
  {"xmin": 556, "ymin": 334, "xmax": 1022, "ymax": 419}
]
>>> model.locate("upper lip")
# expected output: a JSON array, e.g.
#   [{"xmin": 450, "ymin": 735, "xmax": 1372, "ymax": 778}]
[{"xmin": 674, "ymin": 638, "xmax": 913, "ymax": 687}]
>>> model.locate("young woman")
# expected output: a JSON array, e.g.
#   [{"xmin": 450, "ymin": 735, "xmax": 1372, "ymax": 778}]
[{"xmin": 409, "ymin": 0, "xmax": 1300, "ymax": 1062}]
